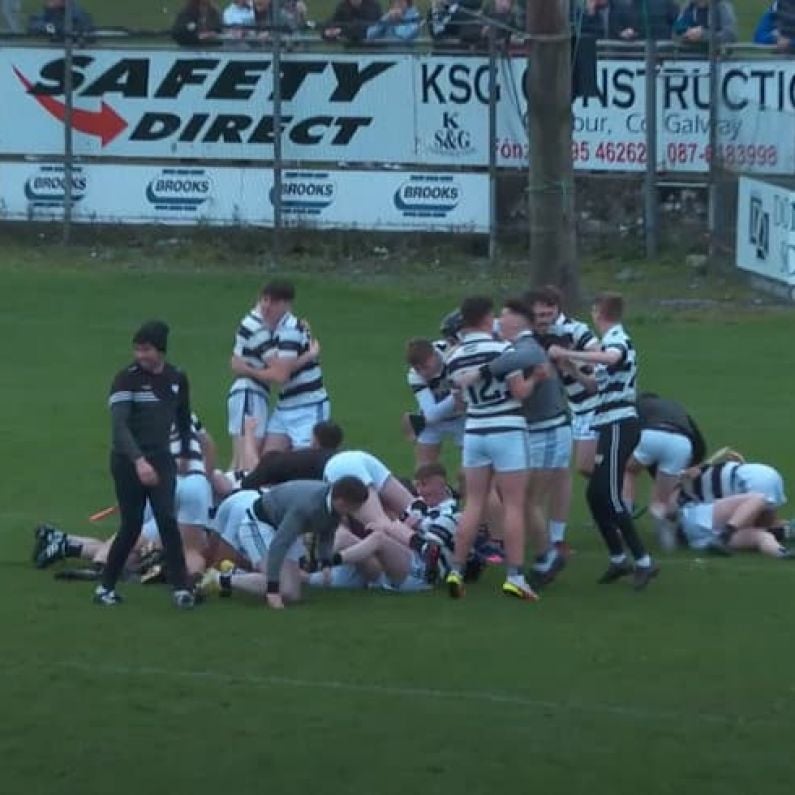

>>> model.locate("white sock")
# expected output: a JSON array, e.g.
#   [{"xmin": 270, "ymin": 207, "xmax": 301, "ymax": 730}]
[
  {"xmin": 636, "ymin": 554, "xmax": 651, "ymax": 567},
  {"xmin": 506, "ymin": 573, "xmax": 529, "ymax": 588},
  {"xmin": 549, "ymin": 521, "xmax": 566, "ymax": 544},
  {"xmin": 610, "ymin": 554, "xmax": 627, "ymax": 565}
]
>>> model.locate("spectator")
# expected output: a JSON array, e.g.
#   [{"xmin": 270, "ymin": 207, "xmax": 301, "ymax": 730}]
[
  {"xmin": 223, "ymin": 0, "xmax": 255, "ymax": 29},
  {"xmin": 172, "ymin": 0, "xmax": 223, "ymax": 45},
  {"xmin": 480, "ymin": 0, "xmax": 521, "ymax": 43},
  {"xmin": 323, "ymin": 0, "xmax": 382, "ymax": 41},
  {"xmin": 673, "ymin": 0, "xmax": 737, "ymax": 44},
  {"xmin": 366, "ymin": 0, "xmax": 420, "ymax": 41},
  {"xmin": 754, "ymin": 2, "xmax": 795, "ymax": 49},
  {"xmin": 577, "ymin": 0, "xmax": 638, "ymax": 40},
  {"xmin": 27, "ymin": 0, "xmax": 94, "ymax": 39},
  {"xmin": 254, "ymin": 0, "xmax": 308, "ymax": 32},
  {"xmin": 428, "ymin": 0, "xmax": 483, "ymax": 45},
  {"xmin": 635, "ymin": 0, "xmax": 679, "ymax": 39}
]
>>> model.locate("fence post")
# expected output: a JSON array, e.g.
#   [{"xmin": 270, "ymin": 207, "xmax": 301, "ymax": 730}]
[
  {"xmin": 487, "ymin": 25, "xmax": 498, "ymax": 264},
  {"xmin": 643, "ymin": 37, "xmax": 658, "ymax": 259},
  {"xmin": 271, "ymin": 4, "xmax": 283, "ymax": 265},
  {"xmin": 62, "ymin": 0, "xmax": 74, "ymax": 245},
  {"xmin": 707, "ymin": 0, "xmax": 719, "ymax": 261}
]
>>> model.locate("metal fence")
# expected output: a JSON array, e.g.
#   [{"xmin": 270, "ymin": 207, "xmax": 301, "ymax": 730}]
[{"xmin": 1, "ymin": 22, "xmax": 794, "ymax": 262}]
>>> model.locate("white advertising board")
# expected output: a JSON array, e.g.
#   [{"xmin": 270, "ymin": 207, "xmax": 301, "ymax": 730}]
[
  {"xmin": 0, "ymin": 47, "xmax": 793, "ymax": 173},
  {"xmin": 0, "ymin": 162, "xmax": 489, "ymax": 232},
  {"xmin": 736, "ymin": 176, "xmax": 795, "ymax": 290}
]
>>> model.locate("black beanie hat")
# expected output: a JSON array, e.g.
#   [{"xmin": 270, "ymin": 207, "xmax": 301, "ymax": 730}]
[{"xmin": 132, "ymin": 320, "xmax": 169, "ymax": 352}]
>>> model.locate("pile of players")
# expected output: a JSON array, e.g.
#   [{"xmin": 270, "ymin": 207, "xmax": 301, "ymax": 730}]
[{"xmin": 31, "ymin": 280, "xmax": 792, "ymax": 609}]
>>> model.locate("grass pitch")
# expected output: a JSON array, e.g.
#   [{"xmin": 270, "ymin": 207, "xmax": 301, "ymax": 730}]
[{"xmin": 1, "ymin": 244, "xmax": 794, "ymax": 795}]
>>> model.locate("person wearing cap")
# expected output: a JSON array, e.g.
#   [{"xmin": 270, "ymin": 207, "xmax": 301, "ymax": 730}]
[{"xmin": 94, "ymin": 321, "xmax": 196, "ymax": 608}]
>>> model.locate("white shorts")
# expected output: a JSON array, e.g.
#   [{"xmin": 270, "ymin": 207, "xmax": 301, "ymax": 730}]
[
  {"xmin": 267, "ymin": 399, "xmax": 331, "ymax": 449},
  {"xmin": 736, "ymin": 464, "xmax": 787, "ymax": 508},
  {"xmin": 571, "ymin": 411, "xmax": 598, "ymax": 442},
  {"xmin": 211, "ymin": 489, "xmax": 259, "ymax": 542},
  {"xmin": 632, "ymin": 429, "xmax": 693, "ymax": 476},
  {"xmin": 417, "ymin": 417, "xmax": 465, "ymax": 447},
  {"xmin": 175, "ymin": 474, "xmax": 213, "ymax": 527},
  {"xmin": 324, "ymin": 450, "xmax": 392, "ymax": 490},
  {"xmin": 679, "ymin": 502, "xmax": 716, "ymax": 550},
  {"xmin": 462, "ymin": 430, "xmax": 530, "ymax": 473},
  {"xmin": 139, "ymin": 475, "xmax": 212, "ymax": 543},
  {"xmin": 527, "ymin": 424, "xmax": 572, "ymax": 470},
  {"xmin": 236, "ymin": 516, "xmax": 304, "ymax": 568},
  {"xmin": 227, "ymin": 388, "xmax": 269, "ymax": 438},
  {"xmin": 307, "ymin": 564, "xmax": 368, "ymax": 589},
  {"xmin": 379, "ymin": 551, "xmax": 431, "ymax": 592}
]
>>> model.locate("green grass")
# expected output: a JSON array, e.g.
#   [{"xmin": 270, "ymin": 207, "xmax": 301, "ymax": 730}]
[{"xmin": 1, "ymin": 242, "xmax": 795, "ymax": 795}]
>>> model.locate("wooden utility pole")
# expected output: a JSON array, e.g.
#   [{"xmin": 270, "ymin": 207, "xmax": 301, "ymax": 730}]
[{"xmin": 526, "ymin": 0, "xmax": 579, "ymax": 306}]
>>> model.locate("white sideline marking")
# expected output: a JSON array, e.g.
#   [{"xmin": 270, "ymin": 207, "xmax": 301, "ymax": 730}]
[{"xmin": 47, "ymin": 659, "xmax": 776, "ymax": 728}]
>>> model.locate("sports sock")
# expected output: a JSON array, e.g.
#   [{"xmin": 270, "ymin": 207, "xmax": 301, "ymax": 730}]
[
  {"xmin": 506, "ymin": 565, "xmax": 524, "ymax": 578},
  {"xmin": 548, "ymin": 521, "xmax": 566, "ymax": 544},
  {"xmin": 533, "ymin": 547, "xmax": 559, "ymax": 573},
  {"xmin": 610, "ymin": 554, "xmax": 628, "ymax": 565},
  {"xmin": 218, "ymin": 572, "xmax": 232, "ymax": 596},
  {"xmin": 635, "ymin": 554, "xmax": 651, "ymax": 567}
]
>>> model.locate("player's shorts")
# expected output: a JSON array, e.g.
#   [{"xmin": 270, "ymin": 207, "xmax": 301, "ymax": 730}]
[
  {"xmin": 267, "ymin": 399, "xmax": 331, "ymax": 449},
  {"xmin": 227, "ymin": 387, "xmax": 269, "ymax": 438},
  {"xmin": 462, "ymin": 430, "xmax": 530, "ymax": 473},
  {"xmin": 632, "ymin": 429, "xmax": 693, "ymax": 476},
  {"xmin": 527, "ymin": 424, "xmax": 572, "ymax": 470},
  {"xmin": 210, "ymin": 489, "xmax": 259, "ymax": 544},
  {"xmin": 379, "ymin": 551, "xmax": 431, "ymax": 593},
  {"xmin": 679, "ymin": 502, "xmax": 716, "ymax": 550},
  {"xmin": 736, "ymin": 464, "xmax": 787, "ymax": 508},
  {"xmin": 417, "ymin": 417, "xmax": 465, "ymax": 447},
  {"xmin": 324, "ymin": 450, "xmax": 392, "ymax": 490},
  {"xmin": 175, "ymin": 473, "xmax": 213, "ymax": 527},
  {"xmin": 307, "ymin": 564, "xmax": 369, "ymax": 589},
  {"xmin": 571, "ymin": 411, "xmax": 598, "ymax": 442},
  {"xmin": 236, "ymin": 514, "xmax": 305, "ymax": 569}
]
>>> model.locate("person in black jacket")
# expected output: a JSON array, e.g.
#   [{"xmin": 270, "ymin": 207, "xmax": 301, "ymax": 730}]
[
  {"xmin": 27, "ymin": 0, "xmax": 94, "ymax": 39},
  {"xmin": 322, "ymin": 0, "xmax": 382, "ymax": 42},
  {"xmin": 94, "ymin": 321, "xmax": 195, "ymax": 608},
  {"xmin": 623, "ymin": 391, "xmax": 706, "ymax": 550},
  {"xmin": 172, "ymin": 0, "xmax": 223, "ymax": 46}
]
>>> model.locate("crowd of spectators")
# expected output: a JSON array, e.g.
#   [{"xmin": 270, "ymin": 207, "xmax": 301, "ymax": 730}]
[{"xmin": 19, "ymin": 0, "xmax": 795, "ymax": 53}]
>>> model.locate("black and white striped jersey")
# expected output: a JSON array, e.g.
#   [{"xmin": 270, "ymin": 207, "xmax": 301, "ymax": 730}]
[
  {"xmin": 407, "ymin": 340, "xmax": 461, "ymax": 423},
  {"xmin": 680, "ymin": 462, "xmax": 740, "ymax": 504},
  {"xmin": 229, "ymin": 306, "xmax": 275, "ymax": 399},
  {"xmin": 170, "ymin": 412, "xmax": 206, "ymax": 475},
  {"xmin": 407, "ymin": 496, "xmax": 460, "ymax": 577},
  {"xmin": 592, "ymin": 324, "xmax": 638, "ymax": 427},
  {"xmin": 551, "ymin": 312, "xmax": 599, "ymax": 416},
  {"xmin": 274, "ymin": 312, "xmax": 328, "ymax": 410},
  {"xmin": 445, "ymin": 332, "xmax": 525, "ymax": 434}
]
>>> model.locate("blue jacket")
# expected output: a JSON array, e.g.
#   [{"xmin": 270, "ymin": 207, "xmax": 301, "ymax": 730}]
[{"xmin": 753, "ymin": 5, "xmax": 778, "ymax": 44}]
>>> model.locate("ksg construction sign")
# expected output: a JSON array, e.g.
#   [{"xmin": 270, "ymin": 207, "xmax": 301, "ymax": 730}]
[{"xmin": 1, "ymin": 46, "xmax": 795, "ymax": 174}]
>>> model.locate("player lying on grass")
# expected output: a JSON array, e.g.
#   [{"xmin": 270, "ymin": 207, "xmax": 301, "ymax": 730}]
[
  {"xmin": 672, "ymin": 491, "xmax": 793, "ymax": 558},
  {"xmin": 680, "ymin": 449, "xmax": 787, "ymax": 518},
  {"xmin": 310, "ymin": 463, "xmax": 461, "ymax": 592},
  {"xmin": 33, "ymin": 413, "xmax": 217, "ymax": 580},
  {"xmin": 200, "ymin": 477, "xmax": 369, "ymax": 609}
]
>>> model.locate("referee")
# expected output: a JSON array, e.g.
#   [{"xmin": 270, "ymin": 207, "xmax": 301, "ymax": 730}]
[
  {"xmin": 94, "ymin": 321, "xmax": 194, "ymax": 608},
  {"xmin": 549, "ymin": 293, "xmax": 659, "ymax": 590}
]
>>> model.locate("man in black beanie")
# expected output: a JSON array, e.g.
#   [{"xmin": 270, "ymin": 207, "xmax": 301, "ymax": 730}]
[{"xmin": 94, "ymin": 320, "xmax": 195, "ymax": 608}]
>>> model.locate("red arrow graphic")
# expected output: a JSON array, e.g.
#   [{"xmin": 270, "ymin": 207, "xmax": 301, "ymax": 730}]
[{"xmin": 14, "ymin": 66, "xmax": 128, "ymax": 147}]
